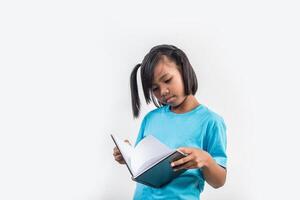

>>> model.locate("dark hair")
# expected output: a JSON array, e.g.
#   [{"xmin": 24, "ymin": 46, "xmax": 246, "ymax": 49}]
[{"xmin": 130, "ymin": 44, "xmax": 198, "ymax": 118}]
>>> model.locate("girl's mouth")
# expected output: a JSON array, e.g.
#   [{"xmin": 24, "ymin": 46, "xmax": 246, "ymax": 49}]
[
  {"xmin": 162, "ymin": 96, "xmax": 175, "ymax": 104},
  {"xmin": 166, "ymin": 96, "xmax": 175, "ymax": 103}
]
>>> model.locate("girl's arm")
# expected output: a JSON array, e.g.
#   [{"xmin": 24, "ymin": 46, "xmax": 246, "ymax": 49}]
[
  {"xmin": 201, "ymin": 152, "xmax": 226, "ymax": 188},
  {"xmin": 171, "ymin": 147, "xmax": 226, "ymax": 188}
]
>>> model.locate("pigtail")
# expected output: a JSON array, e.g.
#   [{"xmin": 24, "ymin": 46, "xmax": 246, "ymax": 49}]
[{"xmin": 130, "ymin": 64, "xmax": 142, "ymax": 118}]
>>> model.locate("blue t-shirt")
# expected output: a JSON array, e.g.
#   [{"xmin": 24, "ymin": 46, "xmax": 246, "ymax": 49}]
[{"xmin": 133, "ymin": 104, "xmax": 227, "ymax": 200}]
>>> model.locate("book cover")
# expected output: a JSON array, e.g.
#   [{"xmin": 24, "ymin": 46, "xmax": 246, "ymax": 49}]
[{"xmin": 111, "ymin": 134, "xmax": 187, "ymax": 188}]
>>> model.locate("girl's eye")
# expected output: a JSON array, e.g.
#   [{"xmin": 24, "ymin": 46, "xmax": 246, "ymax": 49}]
[
  {"xmin": 165, "ymin": 78, "xmax": 172, "ymax": 83},
  {"xmin": 152, "ymin": 87, "xmax": 158, "ymax": 91}
]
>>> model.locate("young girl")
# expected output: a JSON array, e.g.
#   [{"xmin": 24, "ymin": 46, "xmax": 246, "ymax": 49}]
[{"xmin": 113, "ymin": 44, "xmax": 227, "ymax": 200}]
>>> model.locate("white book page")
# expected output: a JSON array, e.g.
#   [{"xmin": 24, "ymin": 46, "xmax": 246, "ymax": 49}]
[
  {"xmin": 133, "ymin": 151, "xmax": 175, "ymax": 178},
  {"xmin": 131, "ymin": 135, "xmax": 173, "ymax": 175},
  {"xmin": 111, "ymin": 134, "xmax": 133, "ymax": 170}
]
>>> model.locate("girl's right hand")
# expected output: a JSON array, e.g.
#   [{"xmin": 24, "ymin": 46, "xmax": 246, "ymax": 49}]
[{"xmin": 113, "ymin": 140, "xmax": 131, "ymax": 165}]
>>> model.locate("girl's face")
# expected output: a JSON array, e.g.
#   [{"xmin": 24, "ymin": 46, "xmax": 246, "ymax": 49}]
[{"xmin": 151, "ymin": 56, "xmax": 186, "ymax": 107}]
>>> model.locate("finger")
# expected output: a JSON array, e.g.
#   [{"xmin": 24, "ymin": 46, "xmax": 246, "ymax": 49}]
[
  {"xmin": 113, "ymin": 147, "xmax": 120, "ymax": 153},
  {"xmin": 113, "ymin": 148, "xmax": 121, "ymax": 155},
  {"xmin": 113, "ymin": 151, "xmax": 121, "ymax": 156},
  {"xmin": 177, "ymin": 147, "xmax": 193, "ymax": 154},
  {"xmin": 124, "ymin": 139, "xmax": 131, "ymax": 145},
  {"xmin": 114, "ymin": 148, "xmax": 121, "ymax": 156},
  {"xmin": 114, "ymin": 155, "xmax": 124, "ymax": 161},
  {"xmin": 117, "ymin": 159, "xmax": 126, "ymax": 164},
  {"xmin": 173, "ymin": 162, "xmax": 194, "ymax": 171},
  {"xmin": 171, "ymin": 154, "xmax": 194, "ymax": 167},
  {"xmin": 113, "ymin": 147, "xmax": 119, "ymax": 153}
]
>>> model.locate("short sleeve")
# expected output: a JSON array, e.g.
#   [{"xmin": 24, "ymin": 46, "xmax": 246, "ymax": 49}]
[
  {"xmin": 134, "ymin": 115, "xmax": 148, "ymax": 147},
  {"xmin": 206, "ymin": 117, "xmax": 227, "ymax": 168}
]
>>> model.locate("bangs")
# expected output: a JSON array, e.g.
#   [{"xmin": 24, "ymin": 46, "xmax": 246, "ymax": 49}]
[{"xmin": 140, "ymin": 52, "xmax": 163, "ymax": 106}]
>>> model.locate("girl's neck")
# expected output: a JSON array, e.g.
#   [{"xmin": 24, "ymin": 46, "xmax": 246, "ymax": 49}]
[{"xmin": 170, "ymin": 95, "xmax": 200, "ymax": 114}]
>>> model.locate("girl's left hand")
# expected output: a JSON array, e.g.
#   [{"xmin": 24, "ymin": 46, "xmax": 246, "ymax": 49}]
[{"xmin": 171, "ymin": 147, "xmax": 212, "ymax": 171}]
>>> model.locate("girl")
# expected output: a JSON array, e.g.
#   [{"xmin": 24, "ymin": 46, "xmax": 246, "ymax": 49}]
[{"xmin": 113, "ymin": 44, "xmax": 227, "ymax": 200}]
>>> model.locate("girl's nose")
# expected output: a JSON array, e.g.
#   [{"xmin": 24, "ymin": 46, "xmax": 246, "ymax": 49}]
[{"xmin": 160, "ymin": 88, "xmax": 170, "ymax": 97}]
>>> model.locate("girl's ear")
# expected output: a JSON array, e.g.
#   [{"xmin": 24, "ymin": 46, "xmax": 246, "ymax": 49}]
[{"xmin": 130, "ymin": 64, "xmax": 142, "ymax": 118}]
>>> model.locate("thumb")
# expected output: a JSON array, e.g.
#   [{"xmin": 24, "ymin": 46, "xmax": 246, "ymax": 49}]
[
  {"xmin": 124, "ymin": 139, "xmax": 131, "ymax": 146},
  {"xmin": 177, "ymin": 147, "xmax": 192, "ymax": 154}
]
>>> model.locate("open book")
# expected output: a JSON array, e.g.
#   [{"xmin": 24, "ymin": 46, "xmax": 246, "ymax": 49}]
[{"xmin": 111, "ymin": 134, "xmax": 187, "ymax": 188}]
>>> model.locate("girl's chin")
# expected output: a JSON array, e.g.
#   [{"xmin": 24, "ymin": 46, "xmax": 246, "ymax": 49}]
[
  {"xmin": 160, "ymin": 97, "xmax": 183, "ymax": 106},
  {"xmin": 161, "ymin": 99, "xmax": 177, "ymax": 106},
  {"xmin": 160, "ymin": 101, "xmax": 176, "ymax": 106},
  {"xmin": 165, "ymin": 100, "xmax": 178, "ymax": 106},
  {"xmin": 168, "ymin": 97, "xmax": 187, "ymax": 107}
]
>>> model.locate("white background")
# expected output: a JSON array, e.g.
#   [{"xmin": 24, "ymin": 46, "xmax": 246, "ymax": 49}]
[{"xmin": 1, "ymin": 0, "xmax": 300, "ymax": 199}]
